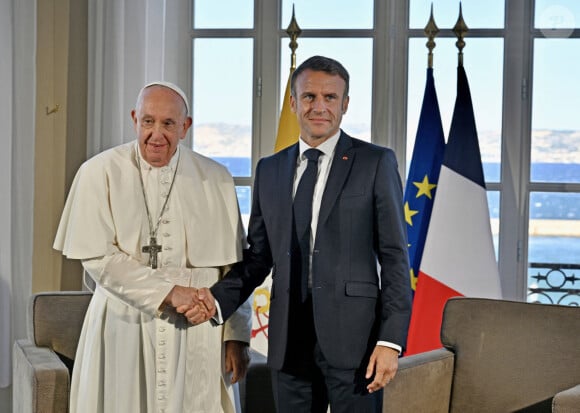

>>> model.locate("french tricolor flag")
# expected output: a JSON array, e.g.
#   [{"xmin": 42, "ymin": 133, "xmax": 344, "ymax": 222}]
[{"xmin": 405, "ymin": 65, "xmax": 503, "ymax": 355}]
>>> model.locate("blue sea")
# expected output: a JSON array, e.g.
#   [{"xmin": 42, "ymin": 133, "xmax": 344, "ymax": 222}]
[
  {"xmin": 217, "ymin": 158, "xmax": 580, "ymax": 216},
  {"xmin": 214, "ymin": 157, "xmax": 580, "ymax": 268},
  {"xmin": 484, "ymin": 162, "xmax": 580, "ymax": 185},
  {"xmin": 483, "ymin": 162, "xmax": 580, "ymax": 267},
  {"xmin": 217, "ymin": 157, "xmax": 579, "ymax": 304},
  {"xmin": 485, "ymin": 162, "xmax": 580, "ymax": 220}
]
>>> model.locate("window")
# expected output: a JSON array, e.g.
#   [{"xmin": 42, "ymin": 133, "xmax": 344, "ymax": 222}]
[
  {"xmin": 407, "ymin": 1, "xmax": 504, "ymax": 277},
  {"xmin": 191, "ymin": 2, "xmax": 256, "ymax": 226},
  {"xmin": 190, "ymin": 1, "xmax": 580, "ymax": 306},
  {"xmin": 279, "ymin": 1, "xmax": 374, "ymax": 141},
  {"xmin": 279, "ymin": 38, "xmax": 373, "ymax": 141},
  {"xmin": 406, "ymin": 37, "xmax": 504, "ymax": 183},
  {"xmin": 528, "ymin": 3, "xmax": 580, "ymax": 304}
]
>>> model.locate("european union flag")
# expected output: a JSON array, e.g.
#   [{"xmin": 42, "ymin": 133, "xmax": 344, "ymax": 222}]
[{"xmin": 403, "ymin": 67, "xmax": 445, "ymax": 292}]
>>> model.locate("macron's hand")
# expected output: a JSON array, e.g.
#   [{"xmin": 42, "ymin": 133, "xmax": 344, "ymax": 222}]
[
  {"xmin": 183, "ymin": 287, "xmax": 216, "ymax": 325},
  {"xmin": 365, "ymin": 345, "xmax": 399, "ymax": 393},
  {"xmin": 196, "ymin": 287, "xmax": 216, "ymax": 316}
]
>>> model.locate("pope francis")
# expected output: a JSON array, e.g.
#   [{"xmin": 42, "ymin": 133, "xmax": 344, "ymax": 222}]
[{"xmin": 53, "ymin": 81, "xmax": 252, "ymax": 413}]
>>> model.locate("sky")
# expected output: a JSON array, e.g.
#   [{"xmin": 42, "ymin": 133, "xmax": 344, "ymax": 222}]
[
  {"xmin": 192, "ymin": 0, "xmax": 580, "ymax": 162},
  {"xmin": 191, "ymin": 0, "xmax": 580, "ymax": 267}
]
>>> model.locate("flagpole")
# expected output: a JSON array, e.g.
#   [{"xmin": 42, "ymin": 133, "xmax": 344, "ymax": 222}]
[
  {"xmin": 274, "ymin": 6, "xmax": 302, "ymax": 152},
  {"xmin": 453, "ymin": 3, "xmax": 468, "ymax": 67},
  {"xmin": 287, "ymin": 5, "xmax": 302, "ymax": 71},
  {"xmin": 406, "ymin": 1, "xmax": 503, "ymax": 356},
  {"xmin": 403, "ymin": 4, "xmax": 446, "ymax": 354},
  {"xmin": 425, "ymin": 3, "xmax": 439, "ymax": 69}
]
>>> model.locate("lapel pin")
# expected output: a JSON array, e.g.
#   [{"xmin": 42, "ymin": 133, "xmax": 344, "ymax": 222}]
[{"xmin": 342, "ymin": 156, "xmax": 348, "ymax": 160}]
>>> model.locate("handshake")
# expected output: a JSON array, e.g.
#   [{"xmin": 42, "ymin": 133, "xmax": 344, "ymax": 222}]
[{"xmin": 163, "ymin": 285, "xmax": 218, "ymax": 325}]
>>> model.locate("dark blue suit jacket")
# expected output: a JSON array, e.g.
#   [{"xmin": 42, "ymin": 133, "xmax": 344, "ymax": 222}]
[{"xmin": 212, "ymin": 131, "xmax": 412, "ymax": 370}]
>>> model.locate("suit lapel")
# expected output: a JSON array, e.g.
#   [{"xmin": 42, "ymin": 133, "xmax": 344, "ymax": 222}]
[{"xmin": 318, "ymin": 132, "xmax": 355, "ymax": 227}]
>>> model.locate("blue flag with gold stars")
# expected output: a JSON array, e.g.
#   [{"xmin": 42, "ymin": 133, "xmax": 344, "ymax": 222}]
[{"xmin": 404, "ymin": 67, "xmax": 445, "ymax": 292}]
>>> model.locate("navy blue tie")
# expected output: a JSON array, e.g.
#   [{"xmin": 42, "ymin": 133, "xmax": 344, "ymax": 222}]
[{"xmin": 293, "ymin": 148, "xmax": 322, "ymax": 302}]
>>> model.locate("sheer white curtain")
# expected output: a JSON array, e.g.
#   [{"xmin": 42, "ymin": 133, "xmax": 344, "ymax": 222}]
[
  {"xmin": 0, "ymin": 0, "xmax": 36, "ymax": 390},
  {"xmin": 87, "ymin": 0, "xmax": 191, "ymax": 156}
]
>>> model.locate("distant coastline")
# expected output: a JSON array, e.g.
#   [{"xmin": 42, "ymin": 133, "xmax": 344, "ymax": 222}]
[
  {"xmin": 214, "ymin": 156, "xmax": 580, "ymax": 233},
  {"xmin": 491, "ymin": 218, "xmax": 580, "ymax": 237},
  {"xmin": 527, "ymin": 219, "xmax": 580, "ymax": 237},
  {"xmin": 192, "ymin": 124, "xmax": 580, "ymax": 237},
  {"xmin": 192, "ymin": 125, "xmax": 580, "ymax": 265}
]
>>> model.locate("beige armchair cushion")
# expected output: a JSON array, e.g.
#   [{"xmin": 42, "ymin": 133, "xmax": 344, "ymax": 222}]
[
  {"xmin": 27, "ymin": 292, "xmax": 91, "ymax": 362},
  {"xmin": 443, "ymin": 298, "xmax": 580, "ymax": 412},
  {"xmin": 553, "ymin": 384, "xmax": 580, "ymax": 413},
  {"xmin": 383, "ymin": 297, "xmax": 580, "ymax": 413},
  {"xmin": 13, "ymin": 291, "xmax": 92, "ymax": 413},
  {"xmin": 13, "ymin": 291, "xmax": 276, "ymax": 413},
  {"xmin": 383, "ymin": 348, "xmax": 454, "ymax": 413},
  {"xmin": 13, "ymin": 339, "xmax": 70, "ymax": 412}
]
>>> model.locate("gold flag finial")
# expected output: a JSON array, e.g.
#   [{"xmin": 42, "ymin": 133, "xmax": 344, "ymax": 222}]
[
  {"xmin": 274, "ymin": 5, "xmax": 302, "ymax": 153},
  {"xmin": 424, "ymin": 3, "xmax": 439, "ymax": 69},
  {"xmin": 286, "ymin": 5, "xmax": 302, "ymax": 70},
  {"xmin": 453, "ymin": 2, "xmax": 469, "ymax": 67}
]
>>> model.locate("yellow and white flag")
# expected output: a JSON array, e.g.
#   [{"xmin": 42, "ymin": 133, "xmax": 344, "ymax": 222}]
[{"xmin": 274, "ymin": 70, "xmax": 300, "ymax": 152}]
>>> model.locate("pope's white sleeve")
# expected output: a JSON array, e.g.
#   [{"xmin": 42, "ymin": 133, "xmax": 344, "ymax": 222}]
[
  {"xmin": 82, "ymin": 253, "xmax": 191, "ymax": 317},
  {"xmin": 223, "ymin": 293, "xmax": 253, "ymax": 343}
]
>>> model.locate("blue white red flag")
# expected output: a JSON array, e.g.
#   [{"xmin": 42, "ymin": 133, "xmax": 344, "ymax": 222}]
[{"xmin": 406, "ymin": 65, "xmax": 502, "ymax": 355}]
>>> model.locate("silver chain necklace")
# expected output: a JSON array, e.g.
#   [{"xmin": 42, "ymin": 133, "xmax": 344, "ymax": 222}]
[{"xmin": 136, "ymin": 148, "xmax": 180, "ymax": 269}]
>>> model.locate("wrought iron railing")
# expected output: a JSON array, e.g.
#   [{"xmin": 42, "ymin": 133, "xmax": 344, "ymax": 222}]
[{"xmin": 527, "ymin": 263, "xmax": 580, "ymax": 306}]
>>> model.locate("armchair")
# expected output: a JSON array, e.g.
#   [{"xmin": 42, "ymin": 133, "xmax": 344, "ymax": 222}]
[
  {"xmin": 13, "ymin": 291, "xmax": 275, "ymax": 413},
  {"xmin": 383, "ymin": 297, "xmax": 580, "ymax": 412}
]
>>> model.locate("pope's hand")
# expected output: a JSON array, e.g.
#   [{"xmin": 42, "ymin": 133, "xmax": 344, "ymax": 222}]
[
  {"xmin": 163, "ymin": 286, "xmax": 216, "ymax": 324},
  {"xmin": 164, "ymin": 285, "xmax": 198, "ymax": 308},
  {"xmin": 180, "ymin": 287, "xmax": 217, "ymax": 325}
]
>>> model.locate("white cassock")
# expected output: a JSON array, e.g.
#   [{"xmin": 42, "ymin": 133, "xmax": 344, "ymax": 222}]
[{"xmin": 54, "ymin": 142, "xmax": 252, "ymax": 413}]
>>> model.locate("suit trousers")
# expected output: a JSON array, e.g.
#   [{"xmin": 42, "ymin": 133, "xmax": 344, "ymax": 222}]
[{"xmin": 271, "ymin": 294, "xmax": 383, "ymax": 413}]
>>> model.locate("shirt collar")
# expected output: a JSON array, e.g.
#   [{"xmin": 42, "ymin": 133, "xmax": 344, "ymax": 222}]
[{"xmin": 298, "ymin": 130, "xmax": 341, "ymax": 161}]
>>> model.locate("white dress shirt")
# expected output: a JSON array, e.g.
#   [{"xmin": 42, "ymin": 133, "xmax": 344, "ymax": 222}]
[{"xmin": 295, "ymin": 131, "xmax": 402, "ymax": 355}]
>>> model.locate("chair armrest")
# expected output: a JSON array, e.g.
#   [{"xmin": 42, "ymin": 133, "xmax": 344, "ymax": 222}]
[
  {"xmin": 553, "ymin": 384, "xmax": 580, "ymax": 413},
  {"xmin": 239, "ymin": 348, "xmax": 275, "ymax": 413},
  {"xmin": 383, "ymin": 348, "xmax": 454, "ymax": 413},
  {"xmin": 13, "ymin": 339, "xmax": 70, "ymax": 413},
  {"xmin": 29, "ymin": 291, "xmax": 92, "ymax": 361}
]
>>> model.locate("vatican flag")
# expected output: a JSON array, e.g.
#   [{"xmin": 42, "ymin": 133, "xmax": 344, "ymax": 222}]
[{"xmin": 274, "ymin": 70, "xmax": 300, "ymax": 153}]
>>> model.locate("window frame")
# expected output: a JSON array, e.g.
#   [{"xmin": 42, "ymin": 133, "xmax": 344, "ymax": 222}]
[{"xmin": 189, "ymin": 0, "xmax": 580, "ymax": 302}]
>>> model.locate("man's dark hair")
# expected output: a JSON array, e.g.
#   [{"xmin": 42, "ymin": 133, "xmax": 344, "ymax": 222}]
[{"xmin": 290, "ymin": 55, "xmax": 350, "ymax": 98}]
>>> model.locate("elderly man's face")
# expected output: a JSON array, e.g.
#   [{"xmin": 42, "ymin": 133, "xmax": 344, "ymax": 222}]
[{"xmin": 131, "ymin": 86, "xmax": 192, "ymax": 167}]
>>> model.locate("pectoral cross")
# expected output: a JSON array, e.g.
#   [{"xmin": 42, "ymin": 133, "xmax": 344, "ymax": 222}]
[{"xmin": 142, "ymin": 237, "xmax": 162, "ymax": 269}]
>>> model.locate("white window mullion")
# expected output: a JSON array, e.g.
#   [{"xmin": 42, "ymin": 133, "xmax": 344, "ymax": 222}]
[
  {"xmin": 254, "ymin": 0, "xmax": 280, "ymax": 161},
  {"xmin": 374, "ymin": 0, "xmax": 409, "ymax": 181},
  {"xmin": 498, "ymin": 0, "xmax": 534, "ymax": 300}
]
